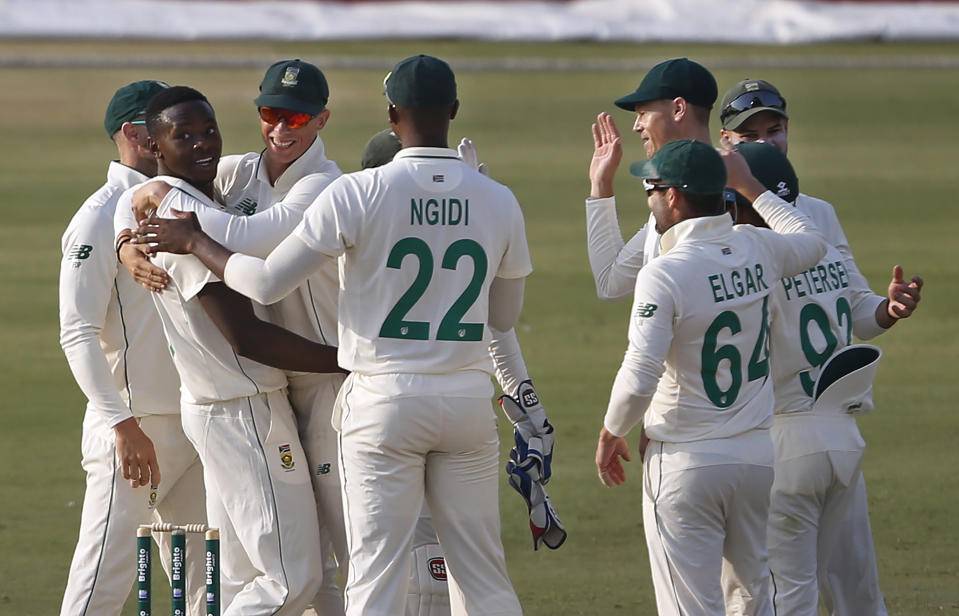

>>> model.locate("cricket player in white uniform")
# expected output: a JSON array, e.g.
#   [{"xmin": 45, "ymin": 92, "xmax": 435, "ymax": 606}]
[
  {"xmin": 357, "ymin": 128, "xmax": 566, "ymax": 616},
  {"xmin": 718, "ymin": 79, "xmax": 923, "ymax": 615},
  {"xmin": 122, "ymin": 61, "xmax": 347, "ymax": 615},
  {"xmin": 58, "ymin": 80, "xmax": 207, "ymax": 616},
  {"xmin": 130, "ymin": 55, "xmax": 531, "ymax": 616},
  {"xmin": 585, "ymin": 57, "xmax": 717, "ymax": 299},
  {"xmin": 727, "ymin": 141, "xmax": 923, "ymax": 615},
  {"xmin": 114, "ymin": 85, "xmax": 345, "ymax": 615},
  {"xmin": 594, "ymin": 139, "xmax": 827, "ymax": 615}
]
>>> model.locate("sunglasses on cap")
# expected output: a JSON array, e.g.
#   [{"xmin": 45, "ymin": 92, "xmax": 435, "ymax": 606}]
[
  {"xmin": 642, "ymin": 179, "xmax": 683, "ymax": 196},
  {"xmin": 258, "ymin": 107, "xmax": 314, "ymax": 129},
  {"xmin": 720, "ymin": 91, "xmax": 786, "ymax": 123}
]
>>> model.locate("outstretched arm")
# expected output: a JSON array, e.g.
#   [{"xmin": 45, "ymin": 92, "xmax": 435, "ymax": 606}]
[{"xmin": 197, "ymin": 281, "xmax": 343, "ymax": 374}]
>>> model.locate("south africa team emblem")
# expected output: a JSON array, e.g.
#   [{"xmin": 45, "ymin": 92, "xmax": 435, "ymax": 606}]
[
  {"xmin": 281, "ymin": 67, "xmax": 300, "ymax": 87},
  {"xmin": 278, "ymin": 444, "xmax": 295, "ymax": 471}
]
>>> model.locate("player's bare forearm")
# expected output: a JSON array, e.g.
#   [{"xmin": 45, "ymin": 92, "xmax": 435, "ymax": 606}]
[
  {"xmin": 198, "ymin": 282, "xmax": 344, "ymax": 374},
  {"xmin": 233, "ymin": 321, "xmax": 343, "ymax": 374}
]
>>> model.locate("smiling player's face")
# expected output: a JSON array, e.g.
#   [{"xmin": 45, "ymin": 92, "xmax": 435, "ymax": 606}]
[{"xmin": 152, "ymin": 100, "xmax": 222, "ymax": 185}]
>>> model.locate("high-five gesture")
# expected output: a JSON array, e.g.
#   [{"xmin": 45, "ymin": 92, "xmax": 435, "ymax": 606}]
[{"xmin": 589, "ymin": 112, "xmax": 623, "ymax": 199}]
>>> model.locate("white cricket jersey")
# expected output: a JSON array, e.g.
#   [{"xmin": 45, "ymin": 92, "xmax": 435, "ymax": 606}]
[
  {"xmin": 768, "ymin": 198, "xmax": 885, "ymax": 417},
  {"xmin": 210, "ymin": 137, "xmax": 342, "ymax": 347},
  {"xmin": 59, "ymin": 162, "xmax": 180, "ymax": 426},
  {"xmin": 295, "ymin": 146, "xmax": 533, "ymax": 376},
  {"xmin": 604, "ymin": 193, "xmax": 826, "ymax": 446},
  {"xmin": 116, "ymin": 176, "xmax": 288, "ymax": 405}
]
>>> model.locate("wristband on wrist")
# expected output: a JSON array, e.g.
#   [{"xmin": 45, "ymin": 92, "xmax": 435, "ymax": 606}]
[{"xmin": 116, "ymin": 230, "xmax": 134, "ymax": 258}]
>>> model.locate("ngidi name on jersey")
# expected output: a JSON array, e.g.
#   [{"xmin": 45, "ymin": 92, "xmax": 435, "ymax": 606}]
[{"xmin": 410, "ymin": 196, "xmax": 469, "ymax": 226}]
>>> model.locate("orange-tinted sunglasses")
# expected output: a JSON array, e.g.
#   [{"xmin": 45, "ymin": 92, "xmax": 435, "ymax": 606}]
[{"xmin": 258, "ymin": 107, "xmax": 314, "ymax": 129}]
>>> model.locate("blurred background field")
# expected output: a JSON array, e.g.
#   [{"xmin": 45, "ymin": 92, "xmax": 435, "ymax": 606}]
[{"xmin": 0, "ymin": 38, "xmax": 957, "ymax": 614}]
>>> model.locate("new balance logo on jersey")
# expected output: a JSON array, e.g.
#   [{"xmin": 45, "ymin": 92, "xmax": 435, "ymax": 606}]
[
  {"xmin": 315, "ymin": 463, "xmax": 331, "ymax": 476},
  {"xmin": 634, "ymin": 303, "xmax": 658, "ymax": 318},
  {"xmin": 67, "ymin": 243, "xmax": 93, "ymax": 267},
  {"xmin": 427, "ymin": 558, "xmax": 447, "ymax": 581},
  {"xmin": 234, "ymin": 198, "xmax": 258, "ymax": 216}
]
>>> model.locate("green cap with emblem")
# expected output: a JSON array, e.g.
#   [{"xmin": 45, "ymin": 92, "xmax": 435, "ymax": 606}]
[
  {"xmin": 734, "ymin": 141, "xmax": 799, "ymax": 204},
  {"xmin": 629, "ymin": 139, "xmax": 726, "ymax": 195},
  {"xmin": 104, "ymin": 80, "xmax": 169, "ymax": 137},
  {"xmin": 361, "ymin": 129, "xmax": 402, "ymax": 169},
  {"xmin": 614, "ymin": 58, "xmax": 717, "ymax": 111},
  {"xmin": 254, "ymin": 59, "xmax": 329, "ymax": 115},
  {"xmin": 719, "ymin": 78, "xmax": 788, "ymax": 130},
  {"xmin": 385, "ymin": 54, "xmax": 457, "ymax": 108}
]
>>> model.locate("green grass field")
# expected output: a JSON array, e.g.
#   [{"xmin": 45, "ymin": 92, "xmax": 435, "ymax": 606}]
[{"xmin": 1, "ymin": 39, "xmax": 957, "ymax": 614}]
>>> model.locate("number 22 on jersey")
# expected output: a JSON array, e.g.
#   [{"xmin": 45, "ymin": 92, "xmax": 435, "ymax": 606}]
[{"xmin": 379, "ymin": 237, "xmax": 488, "ymax": 342}]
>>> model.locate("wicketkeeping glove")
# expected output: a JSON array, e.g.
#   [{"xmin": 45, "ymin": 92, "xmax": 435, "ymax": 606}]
[
  {"xmin": 506, "ymin": 451, "xmax": 567, "ymax": 550},
  {"xmin": 498, "ymin": 380, "xmax": 554, "ymax": 484},
  {"xmin": 456, "ymin": 137, "xmax": 490, "ymax": 176}
]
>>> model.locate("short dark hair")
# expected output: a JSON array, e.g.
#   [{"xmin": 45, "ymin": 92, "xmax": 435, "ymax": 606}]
[
  {"xmin": 145, "ymin": 86, "xmax": 210, "ymax": 137},
  {"xmin": 683, "ymin": 191, "xmax": 725, "ymax": 217}
]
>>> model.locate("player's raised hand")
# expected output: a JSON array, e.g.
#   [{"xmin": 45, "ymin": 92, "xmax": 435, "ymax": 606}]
[
  {"xmin": 457, "ymin": 137, "xmax": 490, "ymax": 176},
  {"xmin": 589, "ymin": 112, "xmax": 623, "ymax": 199},
  {"xmin": 118, "ymin": 241, "xmax": 169, "ymax": 292},
  {"xmin": 886, "ymin": 264, "xmax": 924, "ymax": 320},
  {"xmin": 595, "ymin": 426, "xmax": 631, "ymax": 487},
  {"xmin": 718, "ymin": 148, "xmax": 766, "ymax": 203},
  {"xmin": 135, "ymin": 210, "xmax": 203, "ymax": 255},
  {"xmin": 113, "ymin": 417, "xmax": 161, "ymax": 488}
]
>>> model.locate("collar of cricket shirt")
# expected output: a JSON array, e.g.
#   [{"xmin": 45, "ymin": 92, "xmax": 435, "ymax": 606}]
[
  {"xmin": 257, "ymin": 134, "xmax": 330, "ymax": 193},
  {"xmin": 659, "ymin": 213, "xmax": 732, "ymax": 255},
  {"xmin": 393, "ymin": 147, "xmax": 459, "ymax": 160}
]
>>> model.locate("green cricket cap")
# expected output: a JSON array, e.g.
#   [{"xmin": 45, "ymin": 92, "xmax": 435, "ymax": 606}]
[
  {"xmin": 385, "ymin": 54, "xmax": 457, "ymax": 108},
  {"xmin": 734, "ymin": 141, "xmax": 799, "ymax": 204},
  {"xmin": 361, "ymin": 129, "xmax": 402, "ymax": 169},
  {"xmin": 614, "ymin": 58, "xmax": 717, "ymax": 111},
  {"xmin": 629, "ymin": 139, "xmax": 726, "ymax": 195},
  {"xmin": 104, "ymin": 80, "xmax": 169, "ymax": 137},
  {"xmin": 719, "ymin": 79, "xmax": 788, "ymax": 130},
  {"xmin": 254, "ymin": 59, "xmax": 329, "ymax": 115}
]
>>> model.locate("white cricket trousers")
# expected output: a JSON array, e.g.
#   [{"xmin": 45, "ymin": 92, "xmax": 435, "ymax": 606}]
[
  {"xmin": 643, "ymin": 441, "xmax": 774, "ymax": 616},
  {"xmin": 337, "ymin": 373, "xmax": 522, "ymax": 616},
  {"xmin": 181, "ymin": 389, "xmax": 323, "ymax": 616},
  {"xmin": 288, "ymin": 372, "xmax": 348, "ymax": 616},
  {"xmin": 768, "ymin": 414, "xmax": 865, "ymax": 615},
  {"xmin": 820, "ymin": 472, "xmax": 888, "ymax": 615},
  {"xmin": 60, "ymin": 411, "xmax": 207, "ymax": 616}
]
